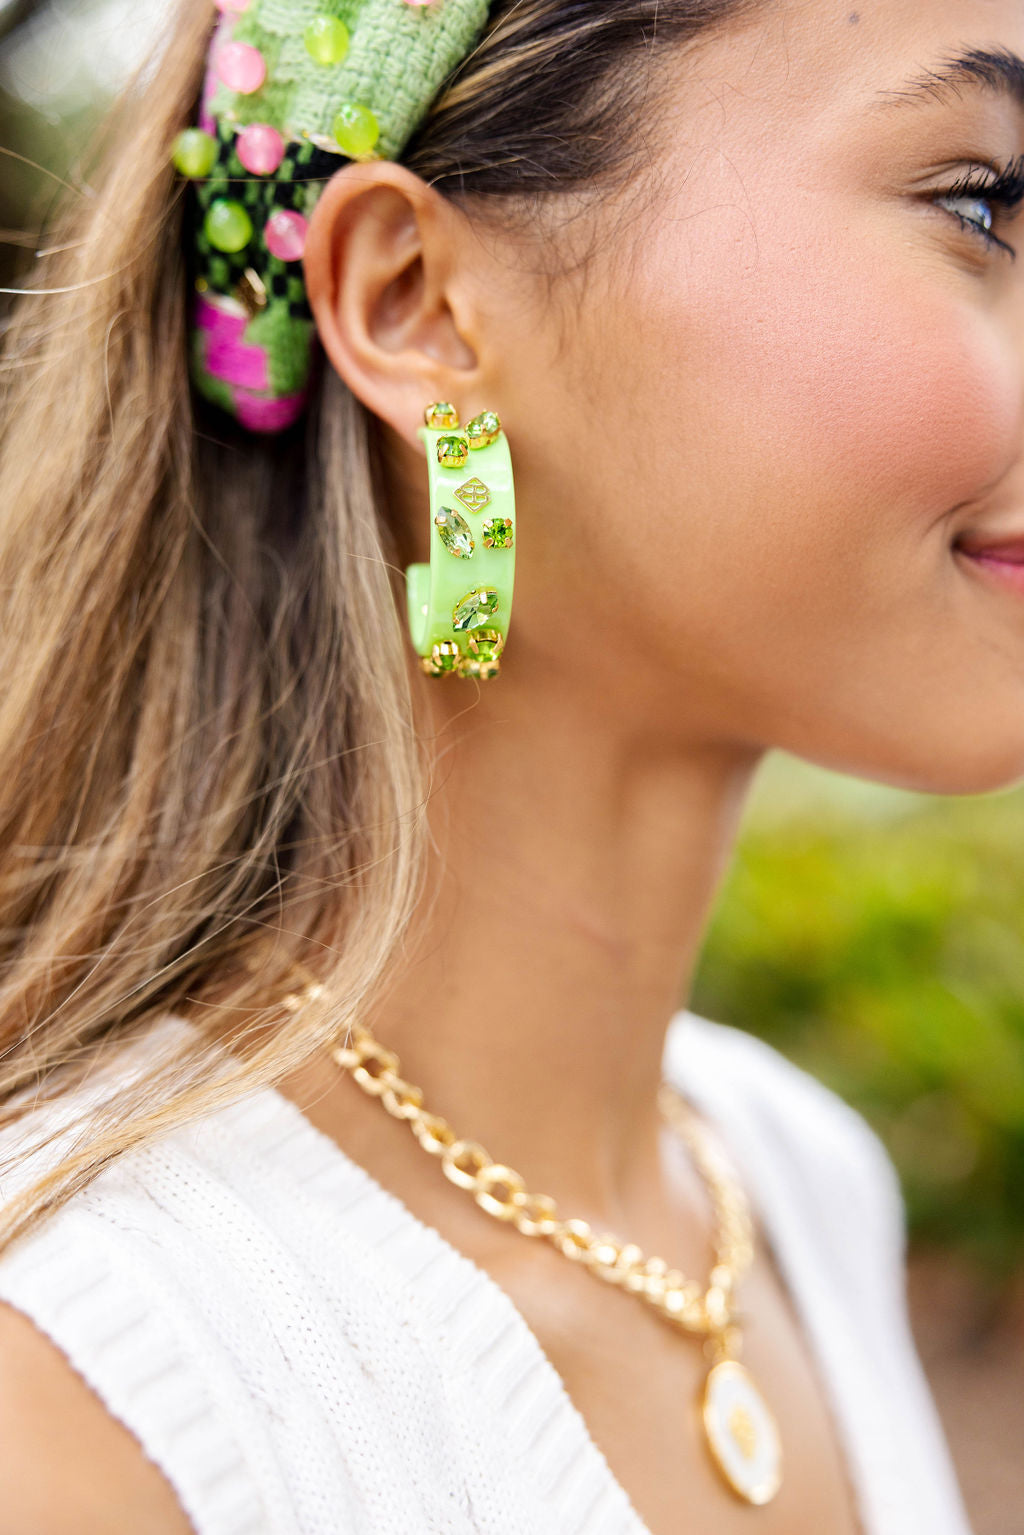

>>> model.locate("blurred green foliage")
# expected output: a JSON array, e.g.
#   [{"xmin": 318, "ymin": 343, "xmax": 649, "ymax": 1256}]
[{"xmin": 693, "ymin": 756, "xmax": 1024, "ymax": 1283}]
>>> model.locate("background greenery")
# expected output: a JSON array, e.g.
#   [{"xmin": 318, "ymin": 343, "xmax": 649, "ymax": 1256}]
[
  {"xmin": 4, "ymin": 1, "xmax": 1024, "ymax": 1290},
  {"xmin": 694, "ymin": 757, "xmax": 1024, "ymax": 1284}
]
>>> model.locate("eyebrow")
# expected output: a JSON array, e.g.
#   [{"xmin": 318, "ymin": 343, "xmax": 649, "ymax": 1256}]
[{"xmin": 869, "ymin": 45, "xmax": 1024, "ymax": 114}]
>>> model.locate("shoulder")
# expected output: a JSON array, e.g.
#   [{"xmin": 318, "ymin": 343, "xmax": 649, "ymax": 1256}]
[
  {"xmin": 665, "ymin": 1008, "xmax": 906, "ymax": 1266},
  {"xmin": 0, "ymin": 1036, "xmax": 425, "ymax": 1532},
  {"xmin": 0, "ymin": 1297, "xmax": 193, "ymax": 1533},
  {"xmin": 0, "ymin": 1027, "xmax": 288, "ymax": 1532}
]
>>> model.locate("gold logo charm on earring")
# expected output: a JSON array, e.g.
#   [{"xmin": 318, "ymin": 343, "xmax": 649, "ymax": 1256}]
[{"xmin": 453, "ymin": 478, "xmax": 492, "ymax": 514}]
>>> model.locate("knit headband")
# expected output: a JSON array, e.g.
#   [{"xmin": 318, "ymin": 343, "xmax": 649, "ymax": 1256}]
[{"xmin": 171, "ymin": 0, "xmax": 491, "ymax": 433}]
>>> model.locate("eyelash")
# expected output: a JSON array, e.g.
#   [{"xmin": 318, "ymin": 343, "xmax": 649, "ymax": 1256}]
[{"xmin": 933, "ymin": 154, "xmax": 1024, "ymax": 258}]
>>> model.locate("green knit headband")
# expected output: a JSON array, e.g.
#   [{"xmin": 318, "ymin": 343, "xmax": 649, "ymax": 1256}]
[{"xmin": 171, "ymin": 0, "xmax": 490, "ymax": 433}]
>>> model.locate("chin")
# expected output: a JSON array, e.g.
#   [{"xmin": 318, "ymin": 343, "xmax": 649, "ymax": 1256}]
[
  {"xmin": 889, "ymin": 739, "xmax": 1024, "ymax": 799},
  {"xmin": 798, "ymin": 720, "xmax": 1024, "ymax": 800}
]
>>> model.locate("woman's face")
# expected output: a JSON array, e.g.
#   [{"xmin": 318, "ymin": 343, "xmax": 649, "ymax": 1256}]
[{"xmin": 472, "ymin": 0, "xmax": 1024, "ymax": 793}]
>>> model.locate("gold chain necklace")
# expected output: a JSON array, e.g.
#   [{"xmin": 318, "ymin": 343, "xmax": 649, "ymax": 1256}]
[{"xmin": 322, "ymin": 1018, "xmax": 784, "ymax": 1506}]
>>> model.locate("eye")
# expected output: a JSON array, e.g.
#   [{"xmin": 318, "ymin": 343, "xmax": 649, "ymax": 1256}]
[
  {"xmin": 935, "ymin": 189, "xmax": 1009, "ymax": 253},
  {"xmin": 931, "ymin": 158, "xmax": 1024, "ymax": 260}
]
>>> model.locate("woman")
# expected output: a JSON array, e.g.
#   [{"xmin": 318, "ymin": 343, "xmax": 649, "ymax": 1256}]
[{"xmin": 0, "ymin": 0, "xmax": 1012, "ymax": 1527}]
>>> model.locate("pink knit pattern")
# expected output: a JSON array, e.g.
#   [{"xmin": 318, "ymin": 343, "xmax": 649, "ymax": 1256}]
[{"xmin": 194, "ymin": 294, "xmax": 306, "ymax": 433}]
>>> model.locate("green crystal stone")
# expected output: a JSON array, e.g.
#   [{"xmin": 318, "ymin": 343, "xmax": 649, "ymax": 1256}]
[
  {"xmin": 204, "ymin": 199, "xmax": 253, "ymax": 254},
  {"xmin": 172, "ymin": 128, "xmax": 217, "ymax": 179},
  {"xmin": 482, "ymin": 516, "xmax": 513, "ymax": 550},
  {"xmin": 459, "ymin": 652, "xmax": 501, "ymax": 680},
  {"xmin": 466, "ymin": 410, "xmax": 501, "ymax": 449},
  {"xmin": 425, "ymin": 401, "xmax": 459, "ymax": 429},
  {"xmin": 435, "ymin": 507, "xmax": 475, "ymax": 559},
  {"xmin": 423, "ymin": 642, "xmax": 461, "ymax": 676},
  {"xmin": 305, "ymin": 16, "xmax": 350, "ymax": 65},
  {"xmin": 459, "ymin": 630, "xmax": 503, "ymax": 679},
  {"xmin": 452, "ymin": 588, "xmax": 500, "ymax": 632},
  {"xmin": 332, "ymin": 103, "xmax": 380, "ymax": 160},
  {"xmin": 468, "ymin": 629, "xmax": 503, "ymax": 659},
  {"xmin": 437, "ymin": 433, "xmax": 469, "ymax": 469}
]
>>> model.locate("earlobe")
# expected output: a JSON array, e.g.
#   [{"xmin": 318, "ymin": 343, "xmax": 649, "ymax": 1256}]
[{"xmin": 303, "ymin": 162, "xmax": 481, "ymax": 444}]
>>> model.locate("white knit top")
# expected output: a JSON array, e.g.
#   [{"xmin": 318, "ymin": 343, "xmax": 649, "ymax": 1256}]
[{"xmin": 0, "ymin": 1009, "xmax": 973, "ymax": 1535}]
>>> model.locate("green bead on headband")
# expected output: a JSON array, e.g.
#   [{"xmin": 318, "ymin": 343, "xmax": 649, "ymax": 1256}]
[{"xmin": 171, "ymin": 0, "xmax": 490, "ymax": 432}]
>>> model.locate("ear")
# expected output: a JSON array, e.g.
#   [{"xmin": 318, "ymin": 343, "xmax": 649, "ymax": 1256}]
[{"xmin": 303, "ymin": 161, "xmax": 484, "ymax": 449}]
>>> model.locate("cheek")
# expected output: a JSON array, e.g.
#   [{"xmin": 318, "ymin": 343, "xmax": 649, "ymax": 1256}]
[
  {"xmin": 541, "ymin": 206, "xmax": 1021, "ymax": 685},
  {"xmin": 718, "ymin": 261, "xmax": 1019, "ymax": 530},
  {"xmin": 602, "ymin": 214, "xmax": 1022, "ymax": 622}
]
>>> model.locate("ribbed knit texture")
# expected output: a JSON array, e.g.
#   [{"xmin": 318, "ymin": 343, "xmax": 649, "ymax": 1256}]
[{"xmin": 0, "ymin": 1010, "xmax": 974, "ymax": 1535}]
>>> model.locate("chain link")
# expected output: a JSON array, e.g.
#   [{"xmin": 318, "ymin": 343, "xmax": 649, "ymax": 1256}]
[{"xmin": 328, "ymin": 1021, "xmax": 756, "ymax": 1359}]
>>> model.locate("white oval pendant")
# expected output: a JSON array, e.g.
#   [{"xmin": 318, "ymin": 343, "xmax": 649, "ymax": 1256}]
[{"xmin": 701, "ymin": 1359, "xmax": 783, "ymax": 1505}]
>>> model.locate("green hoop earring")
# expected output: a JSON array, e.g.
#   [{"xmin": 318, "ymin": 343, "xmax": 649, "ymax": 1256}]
[{"xmin": 406, "ymin": 402, "xmax": 516, "ymax": 680}]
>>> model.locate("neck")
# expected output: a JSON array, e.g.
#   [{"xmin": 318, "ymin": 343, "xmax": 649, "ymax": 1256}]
[{"xmin": 353, "ymin": 665, "xmax": 763, "ymax": 1237}]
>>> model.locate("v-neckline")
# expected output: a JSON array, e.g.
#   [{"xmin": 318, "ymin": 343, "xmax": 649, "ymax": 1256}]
[{"xmin": 168, "ymin": 1007, "xmax": 888, "ymax": 1535}]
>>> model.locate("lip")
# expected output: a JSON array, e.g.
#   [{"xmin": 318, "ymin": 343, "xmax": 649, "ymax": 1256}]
[
  {"xmin": 955, "ymin": 545, "xmax": 1024, "ymax": 594},
  {"xmin": 955, "ymin": 535, "xmax": 1024, "ymax": 561}
]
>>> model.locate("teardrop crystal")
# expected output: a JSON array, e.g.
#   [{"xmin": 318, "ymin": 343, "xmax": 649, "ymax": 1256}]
[
  {"xmin": 434, "ymin": 507, "xmax": 475, "ymax": 559},
  {"xmin": 452, "ymin": 587, "xmax": 499, "ymax": 632}
]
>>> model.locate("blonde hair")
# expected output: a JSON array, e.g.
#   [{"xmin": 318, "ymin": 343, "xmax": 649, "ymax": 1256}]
[{"xmin": 0, "ymin": 0, "xmax": 761, "ymax": 1253}]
